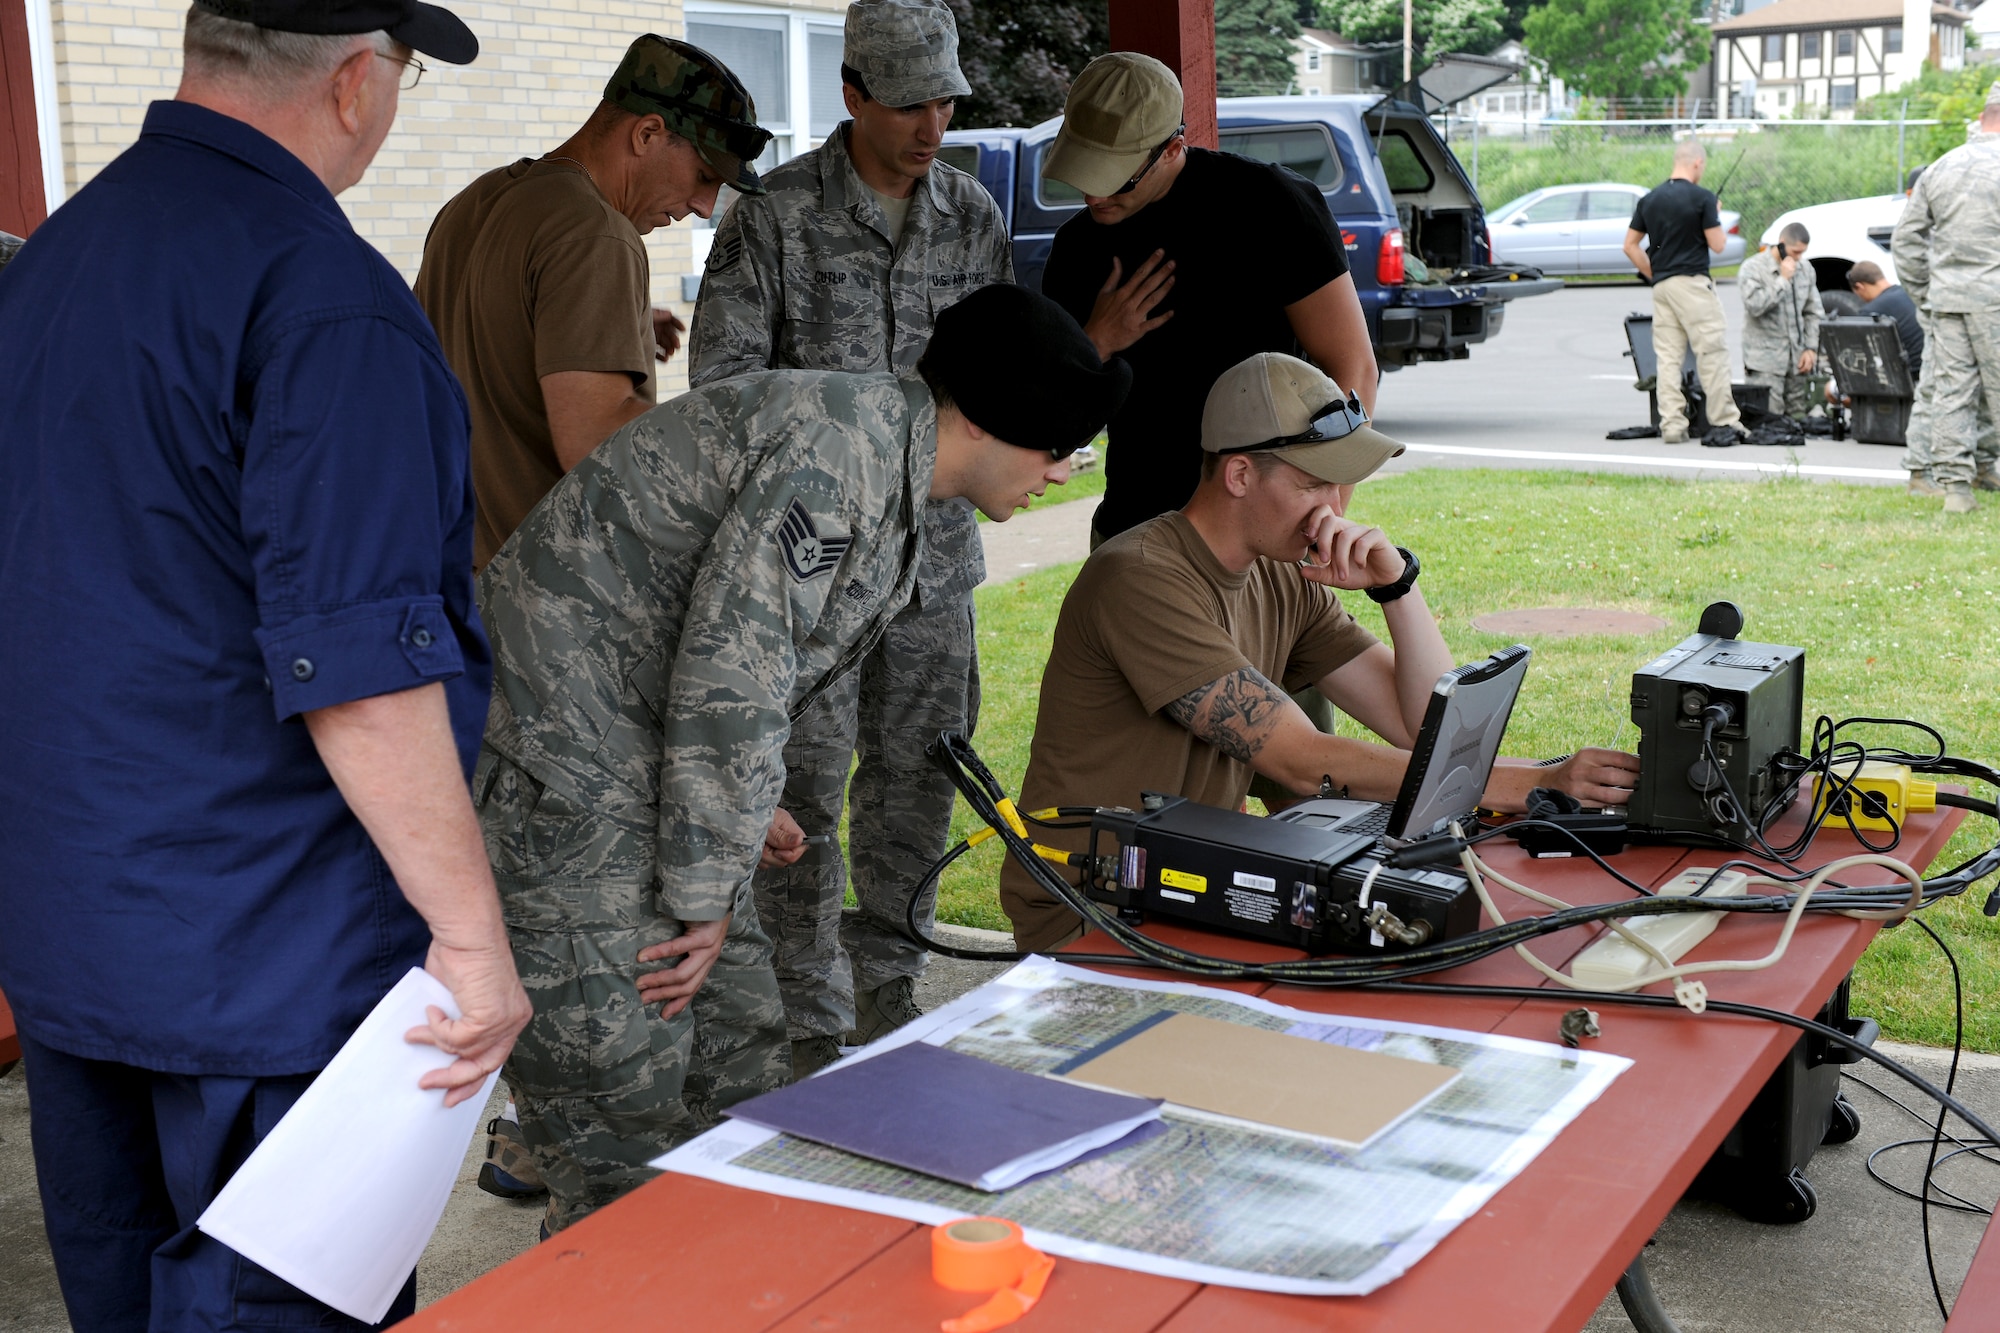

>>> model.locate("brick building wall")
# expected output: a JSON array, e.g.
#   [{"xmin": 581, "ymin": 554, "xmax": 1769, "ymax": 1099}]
[{"xmin": 45, "ymin": 0, "xmax": 713, "ymax": 391}]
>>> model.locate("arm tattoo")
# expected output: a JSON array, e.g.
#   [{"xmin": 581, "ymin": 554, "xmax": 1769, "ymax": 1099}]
[{"xmin": 1163, "ymin": 667, "xmax": 1293, "ymax": 765}]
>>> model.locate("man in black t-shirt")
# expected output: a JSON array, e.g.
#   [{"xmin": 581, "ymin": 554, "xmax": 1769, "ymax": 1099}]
[
  {"xmin": 1848, "ymin": 261, "xmax": 1924, "ymax": 380},
  {"xmin": 1623, "ymin": 139, "xmax": 1742, "ymax": 444},
  {"xmin": 1039, "ymin": 52, "xmax": 1375, "ymax": 543}
]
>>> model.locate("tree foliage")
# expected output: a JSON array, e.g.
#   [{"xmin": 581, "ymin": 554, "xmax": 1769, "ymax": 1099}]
[
  {"xmin": 1518, "ymin": 0, "xmax": 1707, "ymax": 101},
  {"xmin": 1216, "ymin": 0, "xmax": 1304, "ymax": 96},
  {"xmin": 947, "ymin": 0, "xmax": 1109, "ymax": 127},
  {"xmin": 1316, "ymin": 0, "xmax": 1506, "ymax": 63},
  {"xmin": 1858, "ymin": 62, "xmax": 2000, "ymax": 163}
]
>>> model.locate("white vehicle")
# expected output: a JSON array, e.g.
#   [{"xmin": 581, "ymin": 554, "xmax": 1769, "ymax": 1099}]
[
  {"xmin": 1758, "ymin": 193, "xmax": 1908, "ymax": 309},
  {"xmin": 1487, "ymin": 181, "xmax": 1746, "ymax": 275}
]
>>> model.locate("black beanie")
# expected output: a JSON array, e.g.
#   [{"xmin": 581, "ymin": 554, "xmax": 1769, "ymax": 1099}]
[{"xmin": 919, "ymin": 284, "xmax": 1132, "ymax": 454}]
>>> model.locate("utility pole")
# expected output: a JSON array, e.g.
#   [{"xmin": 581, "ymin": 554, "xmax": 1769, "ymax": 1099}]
[{"xmin": 1403, "ymin": 0, "xmax": 1414, "ymax": 83}]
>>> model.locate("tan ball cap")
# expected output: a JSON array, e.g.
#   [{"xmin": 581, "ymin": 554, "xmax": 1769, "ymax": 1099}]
[
  {"xmin": 1042, "ymin": 52, "xmax": 1184, "ymax": 197},
  {"xmin": 1201, "ymin": 353, "xmax": 1405, "ymax": 485}
]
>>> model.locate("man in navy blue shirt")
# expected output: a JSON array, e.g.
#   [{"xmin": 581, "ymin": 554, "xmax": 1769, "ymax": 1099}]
[{"xmin": 0, "ymin": 0, "xmax": 529, "ymax": 1327}]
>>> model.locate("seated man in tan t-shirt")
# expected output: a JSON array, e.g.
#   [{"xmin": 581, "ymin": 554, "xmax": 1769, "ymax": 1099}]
[{"xmin": 1000, "ymin": 353, "xmax": 1641, "ymax": 952}]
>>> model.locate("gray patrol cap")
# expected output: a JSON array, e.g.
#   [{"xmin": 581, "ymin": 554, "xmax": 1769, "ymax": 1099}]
[{"xmin": 844, "ymin": 0, "xmax": 971, "ymax": 108}]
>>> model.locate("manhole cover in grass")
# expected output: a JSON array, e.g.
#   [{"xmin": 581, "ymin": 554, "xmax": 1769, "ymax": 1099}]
[{"xmin": 1471, "ymin": 608, "xmax": 1668, "ymax": 638}]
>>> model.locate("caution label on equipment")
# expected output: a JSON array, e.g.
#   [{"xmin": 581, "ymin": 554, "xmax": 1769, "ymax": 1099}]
[{"xmin": 1160, "ymin": 868, "xmax": 1207, "ymax": 893}]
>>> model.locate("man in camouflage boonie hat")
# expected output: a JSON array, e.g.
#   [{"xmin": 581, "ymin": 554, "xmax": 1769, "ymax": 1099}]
[
  {"xmin": 842, "ymin": 0, "xmax": 969, "ymax": 108},
  {"xmin": 606, "ymin": 33, "xmax": 773, "ymax": 197}
]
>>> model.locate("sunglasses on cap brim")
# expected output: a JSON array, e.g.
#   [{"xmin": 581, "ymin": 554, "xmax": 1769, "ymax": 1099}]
[
  {"xmin": 1113, "ymin": 124, "xmax": 1186, "ymax": 196},
  {"xmin": 629, "ymin": 38, "xmax": 776, "ymax": 163},
  {"xmin": 1215, "ymin": 392, "xmax": 1371, "ymax": 455}
]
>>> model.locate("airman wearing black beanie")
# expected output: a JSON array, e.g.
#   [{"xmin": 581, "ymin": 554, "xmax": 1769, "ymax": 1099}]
[{"xmin": 918, "ymin": 284, "xmax": 1132, "ymax": 456}]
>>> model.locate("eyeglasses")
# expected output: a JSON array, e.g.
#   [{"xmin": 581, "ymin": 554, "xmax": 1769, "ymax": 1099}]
[
  {"xmin": 376, "ymin": 52, "xmax": 426, "ymax": 90},
  {"xmin": 1215, "ymin": 392, "xmax": 1370, "ymax": 455},
  {"xmin": 1112, "ymin": 124, "xmax": 1186, "ymax": 196}
]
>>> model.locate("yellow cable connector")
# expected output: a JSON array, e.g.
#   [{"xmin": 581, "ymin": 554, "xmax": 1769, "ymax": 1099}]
[
  {"xmin": 1812, "ymin": 760, "xmax": 1937, "ymax": 833},
  {"xmin": 965, "ymin": 824, "xmax": 1081, "ymax": 869},
  {"xmin": 994, "ymin": 797, "xmax": 1029, "ymax": 838}
]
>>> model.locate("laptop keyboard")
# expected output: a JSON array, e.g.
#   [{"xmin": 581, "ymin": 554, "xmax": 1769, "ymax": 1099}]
[{"xmin": 1345, "ymin": 806, "xmax": 1393, "ymax": 838}]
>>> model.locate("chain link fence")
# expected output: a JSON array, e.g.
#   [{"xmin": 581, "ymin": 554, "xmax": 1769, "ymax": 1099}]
[{"xmin": 1438, "ymin": 118, "xmax": 1943, "ymax": 252}]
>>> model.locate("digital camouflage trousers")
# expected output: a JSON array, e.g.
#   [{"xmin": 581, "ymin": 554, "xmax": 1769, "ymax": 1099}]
[
  {"xmin": 752, "ymin": 589, "xmax": 978, "ymax": 1039},
  {"xmin": 474, "ymin": 750, "xmax": 789, "ymax": 1232}
]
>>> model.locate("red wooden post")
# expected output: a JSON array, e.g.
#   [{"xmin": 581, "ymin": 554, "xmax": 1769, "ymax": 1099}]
[
  {"xmin": 0, "ymin": 0, "xmax": 49, "ymax": 235},
  {"xmin": 1107, "ymin": 0, "xmax": 1218, "ymax": 150}
]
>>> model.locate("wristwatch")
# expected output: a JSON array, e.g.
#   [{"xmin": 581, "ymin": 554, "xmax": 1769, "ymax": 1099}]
[{"xmin": 1366, "ymin": 547, "xmax": 1421, "ymax": 604}]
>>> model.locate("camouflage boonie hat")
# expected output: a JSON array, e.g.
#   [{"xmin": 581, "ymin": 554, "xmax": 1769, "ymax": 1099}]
[
  {"xmin": 606, "ymin": 34, "xmax": 775, "ymax": 195},
  {"xmin": 844, "ymin": 0, "xmax": 970, "ymax": 108}
]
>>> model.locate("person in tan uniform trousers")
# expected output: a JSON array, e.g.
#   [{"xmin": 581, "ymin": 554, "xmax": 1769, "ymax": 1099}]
[{"xmin": 1624, "ymin": 138, "xmax": 1743, "ymax": 446}]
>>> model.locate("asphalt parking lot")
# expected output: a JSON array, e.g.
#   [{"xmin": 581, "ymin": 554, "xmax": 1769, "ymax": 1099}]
[{"xmin": 1369, "ymin": 279, "xmax": 1912, "ymax": 486}]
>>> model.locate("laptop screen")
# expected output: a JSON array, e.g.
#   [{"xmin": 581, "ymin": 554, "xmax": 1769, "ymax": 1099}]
[{"xmin": 1384, "ymin": 645, "xmax": 1532, "ymax": 843}]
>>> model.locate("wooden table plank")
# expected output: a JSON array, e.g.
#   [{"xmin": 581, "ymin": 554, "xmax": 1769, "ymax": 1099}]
[
  {"xmin": 1946, "ymin": 1209, "xmax": 2000, "ymax": 1331},
  {"xmin": 401, "ymin": 1175, "xmax": 911, "ymax": 1332},
  {"xmin": 397, "ymin": 809, "xmax": 1964, "ymax": 1332},
  {"xmin": 765, "ymin": 1227, "xmax": 1200, "ymax": 1333},
  {"xmin": 0, "ymin": 986, "xmax": 20, "ymax": 1066}
]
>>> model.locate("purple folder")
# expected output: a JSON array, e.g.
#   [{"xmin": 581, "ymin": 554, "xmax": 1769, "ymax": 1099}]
[{"xmin": 724, "ymin": 1039, "xmax": 1164, "ymax": 1191}]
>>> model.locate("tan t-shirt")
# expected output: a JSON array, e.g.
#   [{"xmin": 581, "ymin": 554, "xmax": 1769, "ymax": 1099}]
[
  {"xmin": 1000, "ymin": 512, "xmax": 1379, "ymax": 951},
  {"xmin": 417, "ymin": 159, "xmax": 656, "ymax": 568}
]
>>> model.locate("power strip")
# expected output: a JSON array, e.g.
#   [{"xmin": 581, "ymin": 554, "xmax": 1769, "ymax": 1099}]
[{"xmin": 1569, "ymin": 868, "xmax": 1749, "ymax": 987}]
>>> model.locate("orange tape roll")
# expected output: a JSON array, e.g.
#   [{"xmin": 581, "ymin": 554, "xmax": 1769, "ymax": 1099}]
[{"xmin": 932, "ymin": 1217, "xmax": 1031, "ymax": 1293}]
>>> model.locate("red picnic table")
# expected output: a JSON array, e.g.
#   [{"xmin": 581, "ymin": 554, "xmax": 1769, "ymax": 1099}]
[
  {"xmin": 0, "ymin": 986, "xmax": 20, "ymax": 1068},
  {"xmin": 398, "ymin": 802, "xmax": 1968, "ymax": 1332}
]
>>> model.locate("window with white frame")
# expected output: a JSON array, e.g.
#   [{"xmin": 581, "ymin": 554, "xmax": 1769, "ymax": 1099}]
[
  {"xmin": 687, "ymin": 12, "xmax": 792, "ymax": 168},
  {"xmin": 1763, "ymin": 33, "xmax": 1783, "ymax": 62},
  {"xmin": 1836, "ymin": 29, "xmax": 1854, "ymax": 56},
  {"xmin": 1308, "ymin": 50, "xmax": 1321, "ymax": 71},
  {"xmin": 684, "ymin": 5, "xmax": 850, "ymax": 276},
  {"xmin": 807, "ymin": 24, "xmax": 845, "ymax": 137},
  {"xmin": 1885, "ymin": 26, "xmax": 1903, "ymax": 54},
  {"xmin": 1832, "ymin": 81, "xmax": 1856, "ymax": 108},
  {"xmin": 1802, "ymin": 31, "xmax": 1820, "ymax": 58}
]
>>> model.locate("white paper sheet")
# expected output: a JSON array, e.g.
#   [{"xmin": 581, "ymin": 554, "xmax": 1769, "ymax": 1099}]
[{"xmin": 197, "ymin": 967, "xmax": 500, "ymax": 1323}]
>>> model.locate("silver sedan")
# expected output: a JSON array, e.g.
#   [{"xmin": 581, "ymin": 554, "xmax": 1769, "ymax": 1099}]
[{"xmin": 1489, "ymin": 182, "xmax": 1746, "ymax": 276}]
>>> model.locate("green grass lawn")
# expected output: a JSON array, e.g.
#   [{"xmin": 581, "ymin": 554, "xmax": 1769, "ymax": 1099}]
[{"xmin": 946, "ymin": 467, "xmax": 2000, "ymax": 1050}]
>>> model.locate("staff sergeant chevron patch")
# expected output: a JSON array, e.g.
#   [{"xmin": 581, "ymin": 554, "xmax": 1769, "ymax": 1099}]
[{"xmin": 778, "ymin": 498, "xmax": 851, "ymax": 581}]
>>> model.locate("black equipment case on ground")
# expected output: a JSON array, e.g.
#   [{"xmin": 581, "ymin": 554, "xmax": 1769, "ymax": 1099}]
[
  {"xmin": 1820, "ymin": 314, "xmax": 1915, "ymax": 446},
  {"xmin": 1691, "ymin": 975, "xmax": 1879, "ymax": 1223}
]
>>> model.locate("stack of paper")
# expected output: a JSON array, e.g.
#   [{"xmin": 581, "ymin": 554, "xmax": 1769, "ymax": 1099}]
[
  {"xmin": 197, "ymin": 969, "xmax": 501, "ymax": 1323},
  {"xmin": 1053, "ymin": 1011, "xmax": 1460, "ymax": 1149},
  {"xmin": 725, "ymin": 1040, "xmax": 1163, "ymax": 1191}
]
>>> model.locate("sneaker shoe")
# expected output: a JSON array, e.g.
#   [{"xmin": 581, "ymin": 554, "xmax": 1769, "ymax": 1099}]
[
  {"xmin": 790, "ymin": 1034, "xmax": 842, "ymax": 1080},
  {"xmin": 1945, "ymin": 485, "xmax": 1978, "ymax": 514},
  {"xmin": 1909, "ymin": 471, "xmax": 1946, "ymax": 497},
  {"xmin": 477, "ymin": 1117, "xmax": 548, "ymax": 1200},
  {"xmin": 1975, "ymin": 467, "xmax": 2000, "ymax": 493},
  {"xmin": 847, "ymin": 975, "xmax": 923, "ymax": 1044}
]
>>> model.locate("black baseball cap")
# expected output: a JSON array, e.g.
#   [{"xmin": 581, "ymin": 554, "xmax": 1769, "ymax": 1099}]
[{"xmin": 192, "ymin": 0, "xmax": 479, "ymax": 66}]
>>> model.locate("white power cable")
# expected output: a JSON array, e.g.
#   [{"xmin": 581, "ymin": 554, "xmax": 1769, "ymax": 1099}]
[{"xmin": 1450, "ymin": 820, "xmax": 1924, "ymax": 1013}]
